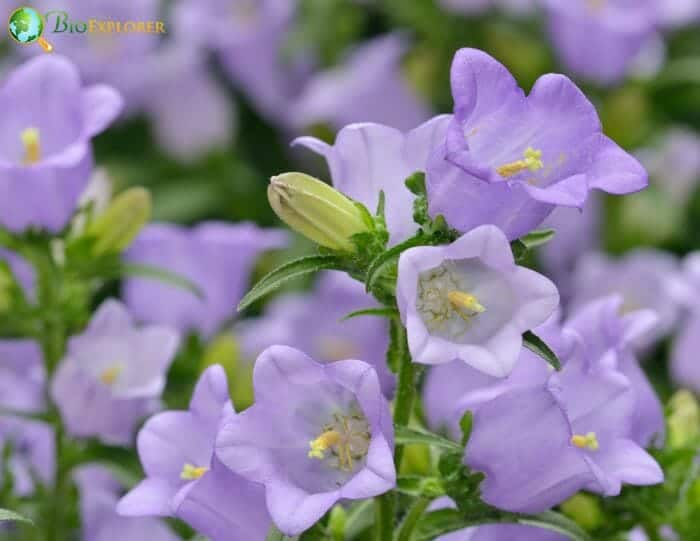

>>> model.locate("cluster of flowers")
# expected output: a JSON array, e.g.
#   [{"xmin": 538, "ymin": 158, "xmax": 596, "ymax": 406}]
[{"xmin": 1, "ymin": 9, "xmax": 699, "ymax": 538}]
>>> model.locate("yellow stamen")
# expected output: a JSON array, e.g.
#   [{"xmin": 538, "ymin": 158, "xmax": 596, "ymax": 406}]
[
  {"xmin": 99, "ymin": 364, "xmax": 123, "ymax": 386},
  {"xmin": 308, "ymin": 430, "xmax": 341, "ymax": 460},
  {"xmin": 496, "ymin": 147, "xmax": 543, "ymax": 178},
  {"xmin": 571, "ymin": 432, "xmax": 599, "ymax": 451},
  {"xmin": 180, "ymin": 463, "xmax": 209, "ymax": 481},
  {"xmin": 447, "ymin": 290, "xmax": 486, "ymax": 314},
  {"xmin": 21, "ymin": 128, "xmax": 41, "ymax": 165}
]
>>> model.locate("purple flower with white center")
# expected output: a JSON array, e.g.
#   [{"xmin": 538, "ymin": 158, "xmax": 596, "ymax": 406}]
[
  {"xmin": 118, "ymin": 365, "xmax": 271, "ymax": 541},
  {"xmin": 123, "ymin": 222, "xmax": 287, "ymax": 337},
  {"xmin": 426, "ymin": 48, "xmax": 647, "ymax": 240},
  {"xmin": 396, "ymin": 225, "xmax": 559, "ymax": 377},
  {"xmin": 51, "ymin": 299, "xmax": 180, "ymax": 445},
  {"xmin": 216, "ymin": 346, "xmax": 395, "ymax": 536},
  {"xmin": 235, "ymin": 272, "xmax": 395, "ymax": 396},
  {"xmin": 0, "ymin": 416, "xmax": 55, "ymax": 497},
  {"xmin": 0, "ymin": 55, "xmax": 122, "ymax": 232},
  {"xmin": 74, "ymin": 464, "xmax": 179, "ymax": 541},
  {"xmin": 569, "ymin": 250, "xmax": 680, "ymax": 349},
  {"xmin": 466, "ymin": 298, "xmax": 663, "ymax": 513},
  {"xmin": 0, "ymin": 340, "xmax": 45, "ymax": 413},
  {"xmin": 290, "ymin": 34, "xmax": 431, "ymax": 132},
  {"xmin": 543, "ymin": 0, "xmax": 660, "ymax": 85},
  {"xmin": 293, "ymin": 115, "xmax": 450, "ymax": 245}
]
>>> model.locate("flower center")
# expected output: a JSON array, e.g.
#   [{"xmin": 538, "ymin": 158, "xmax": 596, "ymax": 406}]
[
  {"xmin": 571, "ymin": 432, "xmax": 599, "ymax": 451},
  {"xmin": 308, "ymin": 412, "xmax": 370, "ymax": 472},
  {"xmin": 180, "ymin": 463, "xmax": 209, "ymax": 480},
  {"xmin": 496, "ymin": 147, "xmax": 543, "ymax": 178},
  {"xmin": 21, "ymin": 127, "xmax": 41, "ymax": 165},
  {"xmin": 99, "ymin": 363, "xmax": 124, "ymax": 386}
]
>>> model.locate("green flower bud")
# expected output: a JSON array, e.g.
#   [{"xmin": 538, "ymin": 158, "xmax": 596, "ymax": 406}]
[
  {"xmin": 328, "ymin": 505, "xmax": 347, "ymax": 541},
  {"xmin": 668, "ymin": 389, "xmax": 700, "ymax": 449},
  {"xmin": 268, "ymin": 173, "xmax": 371, "ymax": 252},
  {"xmin": 87, "ymin": 187, "xmax": 151, "ymax": 255},
  {"xmin": 560, "ymin": 493, "xmax": 603, "ymax": 531}
]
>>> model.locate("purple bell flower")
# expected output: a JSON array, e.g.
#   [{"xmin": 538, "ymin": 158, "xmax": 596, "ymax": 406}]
[
  {"xmin": 51, "ymin": 299, "xmax": 180, "ymax": 445},
  {"xmin": 293, "ymin": 115, "xmax": 451, "ymax": 245},
  {"xmin": 74, "ymin": 464, "xmax": 179, "ymax": 541},
  {"xmin": 0, "ymin": 55, "xmax": 122, "ymax": 232},
  {"xmin": 397, "ymin": 225, "xmax": 559, "ymax": 376},
  {"xmin": 235, "ymin": 272, "xmax": 395, "ymax": 396},
  {"xmin": 118, "ymin": 365, "xmax": 271, "ymax": 541},
  {"xmin": 216, "ymin": 346, "xmax": 395, "ymax": 536},
  {"xmin": 543, "ymin": 0, "xmax": 660, "ymax": 85},
  {"xmin": 426, "ymin": 48, "xmax": 647, "ymax": 240},
  {"xmin": 123, "ymin": 222, "xmax": 287, "ymax": 337},
  {"xmin": 0, "ymin": 339, "xmax": 45, "ymax": 413},
  {"xmin": 671, "ymin": 253, "xmax": 700, "ymax": 393},
  {"xmin": 0, "ymin": 416, "xmax": 55, "ymax": 497}
]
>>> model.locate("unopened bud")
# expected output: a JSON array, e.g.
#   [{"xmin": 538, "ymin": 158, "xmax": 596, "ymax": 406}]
[
  {"xmin": 87, "ymin": 187, "xmax": 151, "ymax": 255},
  {"xmin": 268, "ymin": 173, "xmax": 370, "ymax": 252},
  {"xmin": 668, "ymin": 389, "xmax": 700, "ymax": 449},
  {"xmin": 560, "ymin": 493, "xmax": 603, "ymax": 531},
  {"xmin": 328, "ymin": 505, "xmax": 347, "ymax": 541}
]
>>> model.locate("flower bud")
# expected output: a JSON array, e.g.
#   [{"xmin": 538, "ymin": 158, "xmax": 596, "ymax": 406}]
[
  {"xmin": 668, "ymin": 389, "xmax": 700, "ymax": 449},
  {"xmin": 268, "ymin": 173, "xmax": 370, "ymax": 252},
  {"xmin": 87, "ymin": 187, "xmax": 151, "ymax": 255},
  {"xmin": 560, "ymin": 493, "xmax": 603, "ymax": 531}
]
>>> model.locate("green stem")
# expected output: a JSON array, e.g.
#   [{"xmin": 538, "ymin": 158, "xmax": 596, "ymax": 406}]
[
  {"xmin": 375, "ymin": 492, "xmax": 395, "ymax": 541},
  {"xmin": 392, "ymin": 320, "xmax": 418, "ymax": 468},
  {"xmin": 395, "ymin": 497, "xmax": 431, "ymax": 541}
]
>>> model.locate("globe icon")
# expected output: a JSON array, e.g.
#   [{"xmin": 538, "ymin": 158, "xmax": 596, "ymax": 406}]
[{"xmin": 8, "ymin": 6, "xmax": 44, "ymax": 44}]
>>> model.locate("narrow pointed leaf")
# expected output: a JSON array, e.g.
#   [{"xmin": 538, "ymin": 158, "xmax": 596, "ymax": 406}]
[
  {"xmin": 341, "ymin": 307, "xmax": 398, "ymax": 321},
  {"xmin": 0, "ymin": 508, "xmax": 33, "ymax": 525},
  {"xmin": 394, "ymin": 426, "xmax": 462, "ymax": 452},
  {"xmin": 523, "ymin": 330, "xmax": 561, "ymax": 371}
]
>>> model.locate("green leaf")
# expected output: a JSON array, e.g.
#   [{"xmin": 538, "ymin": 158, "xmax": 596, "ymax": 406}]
[
  {"xmin": 459, "ymin": 411, "xmax": 473, "ymax": 447},
  {"xmin": 517, "ymin": 511, "xmax": 594, "ymax": 541},
  {"xmin": 510, "ymin": 229, "xmax": 555, "ymax": 261},
  {"xmin": 341, "ymin": 307, "xmax": 399, "ymax": 321},
  {"xmin": 119, "ymin": 263, "xmax": 205, "ymax": 299},
  {"xmin": 364, "ymin": 235, "xmax": 427, "ymax": 293},
  {"xmin": 523, "ymin": 330, "xmax": 562, "ymax": 371},
  {"xmin": 238, "ymin": 255, "xmax": 346, "ymax": 311},
  {"xmin": 0, "ymin": 508, "xmax": 33, "ymax": 525},
  {"xmin": 394, "ymin": 426, "xmax": 463, "ymax": 452}
]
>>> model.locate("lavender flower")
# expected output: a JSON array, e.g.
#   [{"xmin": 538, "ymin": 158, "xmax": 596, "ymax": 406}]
[
  {"xmin": 118, "ymin": 365, "xmax": 271, "ymax": 541},
  {"xmin": 671, "ymin": 253, "xmax": 700, "ymax": 393},
  {"xmin": 543, "ymin": 0, "xmax": 660, "ymax": 85},
  {"xmin": 0, "ymin": 416, "xmax": 55, "ymax": 497},
  {"xmin": 51, "ymin": 299, "xmax": 180, "ymax": 445},
  {"xmin": 0, "ymin": 55, "xmax": 122, "ymax": 232},
  {"xmin": 293, "ymin": 115, "xmax": 451, "ymax": 245},
  {"xmin": 290, "ymin": 34, "xmax": 431, "ymax": 132},
  {"xmin": 216, "ymin": 346, "xmax": 395, "ymax": 535},
  {"xmin": 426, "ymin": 48, "xmax": 647, "ymax": 240},
  {"xmin": 235, "ymin": 272, "xmax": 395, "ymax": 396},
  {"xmin": 570, "ymin": 250, "xmax": 680, "ymax": 349},
  {"xmin": 397, "ymin": 225, "xmax": 559, "ymax": 376},
  {"xmin": 74, "ymin": 464, "xmax": 179, "ymax": 541},
  {"xmin": 123, "ymin": 222, "xmax": 287, "ymax": 337},
  {"xmin": 0, "ymin": 340, "xmax": 45, "ymax": 413},
  {"xmin": 464, "ymin": 298, "xmax": 663, "ymax": 513}
]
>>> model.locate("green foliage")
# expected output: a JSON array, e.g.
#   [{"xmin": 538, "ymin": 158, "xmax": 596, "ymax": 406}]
[{"xmin": 523, "ymin": 330, "xmax": 562, "ymax": 371}]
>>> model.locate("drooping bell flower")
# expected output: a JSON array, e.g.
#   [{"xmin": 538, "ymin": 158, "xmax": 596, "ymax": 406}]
[
  {"xmin": 118, "ymin": 365, "xmax": 271, "ymax": 541},
  {"xmin": 123, "ymin": 222, "xmax": 287, "ymax": 337},
  {"xmin": 235, "ymin": 272, "xmax": 395, "ymax": 396},
  {"xmin": 426, "ymin": 48, "xmax": 647, "ymax": 240},
  {"xmin": 51, "ymin": 299, "xmax": 180, "ymax": 445},
  {"xmin": 0, "ymin": 416, "xmax": 55, "ymax": 497},
  {"xmin": 293, "ymin": 115, "xmax": 451, "ymax": 245},
  {"xmin": 216, "ymin": 346, "xmax": 395, "ymax": 536},
  {"xmin": 0, "ymin": 55, "xmax": 122, "ymax": 232},
  {"xmin": 396, "ymin": 225, "xmax": 559, "ymax": 376}
]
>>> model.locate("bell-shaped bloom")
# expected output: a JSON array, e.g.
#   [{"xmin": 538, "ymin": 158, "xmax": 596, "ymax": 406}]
[
  {"xmin": 465, "ymin": 298, "xmax": 663, "ymax": 513},
  {"xmin": 0, "ymin": 416, "xmax": 55, "ymax": 497},
  {"xmin": 426, "ymin": 48, "xmax": 647, "ymax": 240},
  {"xmin": 123, "ymin": 222, "xmax": 287, "ymax": 337},
  {"xmin": 396, "ymin": 225, "xmax": 559, "ymax": 376},
  {"xmin": 51, "ymin": 300, "xmax": 180, "ymax": 445},
  {"xmin": 216, "ymin": 346, "xmax": 395, "ymax": 536},
  {"xmin": 290, "ymin": 34, "xmax": 431, "ymax": 132},
  {"xmin": 294, "ymin": 115, "xmax": 450, "ymax": 245},
  {"xmin": 542, "ymin": 0, "xmax": 660, "ymax": 85},
  {"xmin": 0, "ymin": 55, "xmax": 122, "ymax": 232},
  {"xmin": 569, "ymin": 250, "xmax": 680, "ymax": 349},
  {"xmin": 0, "ymin": 340, "xmax": 45, "ymax": 413},
  {"xmin": 118, "ymin": 365, "xmax": 271, "ymax": 541},
  {"xmin": 74, "ymin": 464, "xmax": 179, "ymax": 541},
  {"xmin": 670, "ymin": 253, "xmax": 700, "ymax": 393},
  {"xmin": 236, "ymin": 272, "xmax": 395, "ymax": 396}
]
